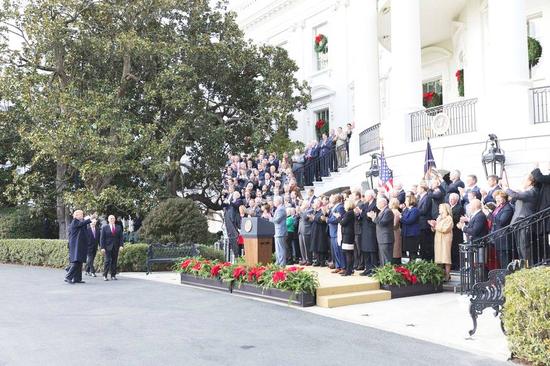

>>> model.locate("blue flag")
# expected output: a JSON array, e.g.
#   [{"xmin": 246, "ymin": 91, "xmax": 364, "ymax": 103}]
[{"xmin": 424, "ymin": 139, "xmax": 436, "ymax": 176}]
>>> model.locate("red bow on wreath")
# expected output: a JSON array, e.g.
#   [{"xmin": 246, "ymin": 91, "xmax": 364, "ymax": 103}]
[
  {"xmin": 315, "ymin": 34, "xmax": 323, "ymax": 44},
  {"xmin": 315, "ymin": 119, "xmax": 326, "ymax": 129},
  {"xmin": 423, "ymin": 92, "xmax": 435, "ymax": 102}
]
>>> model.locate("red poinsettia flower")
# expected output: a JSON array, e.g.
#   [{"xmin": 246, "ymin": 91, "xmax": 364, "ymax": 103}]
[
  {"xmin": 315, "ymin": 34, "xmax": 323, "ymax": 44},
  {"xmin": 180, "ymin": 259, "xmax": 193, "ymax": 269},
  {"xmin": 233, "ymin": 266, "xmax": 247, "ymax": 280},
  {"xmin": 272, "ymin": 271, "xmax": 287, "ymax": 284},
  {"xmin": 210, "ymin": 264, "xmax": 222, "ymax": 277},
  {"xmin": 192, "ymin": 262, "xmax": 202, "ymax": 271},
  {"xmin": 287, "ymin": 266, "xmax": 303, "ymax": 272},
  {"xmin": 410, "ymin": 274, "xmax": 418, "ymax": 285},
  {"xmin": 247, "ymin": 266, "xmax": 266, "ymax": 282},
  {"xmin": 223, "ymin": 262, "xmax": 232, "ymax": 267},
  {"xmin": 315, "ymin": 119, "xmax": 326, "ymax": 130}
]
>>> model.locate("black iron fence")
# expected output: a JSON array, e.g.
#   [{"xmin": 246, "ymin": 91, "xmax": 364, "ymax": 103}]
[
  {"xmin": 359, "ymin": 123, "xmax": 380, "ymax": 155},
  {"xmin": 531, "ymin": 85, "xmax": 550, "ymax": 124},
  {"xmin": 410, "ymin": 98, "xmax": 477, "ymax": 142},
  {"xmin": 293, "ymin": 143, "xmax": 348, "ymax": 188},
  {"xmin": 459, "ymin": 205, "xmax": 550, "ymax": 294}
]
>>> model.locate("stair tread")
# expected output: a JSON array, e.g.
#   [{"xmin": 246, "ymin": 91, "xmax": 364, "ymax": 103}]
[{"xmin": 318, "ymin": 289, "xmax": 390, "ymax": 299}]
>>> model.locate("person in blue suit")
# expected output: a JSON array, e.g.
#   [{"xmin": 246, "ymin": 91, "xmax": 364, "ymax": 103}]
[
  {"xmin": 328, "ymin": 194, "xmax": 346, "ymax": 273},
  {"xmin": 65, "ymin": 210, "xmax": 91, "ymax": 284}
]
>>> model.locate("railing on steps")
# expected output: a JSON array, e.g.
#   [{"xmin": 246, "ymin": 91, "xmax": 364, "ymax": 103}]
[
  {"xmin": 359, "ymin": 123, "xmax": 380, "ymax": 155},
  {"xmin": 293, "ymin": 143, "xmax": 348, "ymax": 189},
  {"xmin": 459, "ymin": 205, "xmax": 550, "ymax": 294},
  {"xmin": 531, "ymin": 85, "xmax": 550, "ymax": 124},
  {"xmin": 410, "ymin": 98, "xmax": 477, "ymax": 142}
]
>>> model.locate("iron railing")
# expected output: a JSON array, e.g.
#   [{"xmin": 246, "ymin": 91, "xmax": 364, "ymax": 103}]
[
  {"xmin": 459, "ymin": 205, "xmax": 550, "ymax": 294},
  {"xmin": 359, "ymin": 123, "xmax": 380, "ymax": 155},
  {"xmin": 292, "ymin": 143, "xmax": 348, "ymax": 188},
  {"xmin": 410, "ymin": 98, "xmax": 477, "ymax": 142},
  {"xmin": 531, "ymin": 85, "xmax": 550, "ymax": 124}
]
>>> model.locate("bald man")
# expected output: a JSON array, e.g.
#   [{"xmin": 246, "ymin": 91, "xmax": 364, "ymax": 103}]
[
  {"xmin": 65, "ymin": 210, "xmax": 91, "ymax": 284},
  {"xmin": 460, "ymin": 199, "xmax": 488, "ymax": 241}
]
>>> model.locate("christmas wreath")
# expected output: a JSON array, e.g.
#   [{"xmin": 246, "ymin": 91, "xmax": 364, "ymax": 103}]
[
  {"xmin": 314, "ymin": 34, "xmax": 328, "ymax": 54},
  {"xmin": 315, "ymin": 119, "xmax": 329, "ymax": 138},
  {"xmin": 528, "ymin": 36, "xmax": 542, "ymax": 68},
  {"xmin": 455, "ymin": 69, "xmax": 464, "ymax": 97},
  {"xmin": 423, "ymin": 91, "xmax": 442, "ymax": 109}
]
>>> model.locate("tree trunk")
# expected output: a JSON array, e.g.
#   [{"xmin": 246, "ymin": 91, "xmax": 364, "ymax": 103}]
[{"xmin": 56, "ymin": 162, "xmax": 68, "ymax": 239}]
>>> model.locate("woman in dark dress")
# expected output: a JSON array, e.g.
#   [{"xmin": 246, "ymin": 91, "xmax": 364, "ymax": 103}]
[
  {"xmin": 401, "ymin": 194, "xmax": 420, "ymax": 260},
  {"xmin": 340, "ymin": 199, "xmax": 356, "ymax": 276},
  {"xmin": 489, "ymin": 190, "xmax": 514, "ymax": 268},
  {"xmin": 310, "ymin": 199, "xmax": 330, "ymax": 266},
  {"xmin": 360, "ymin": 192, "xmax": 378, "ymax": 275}
]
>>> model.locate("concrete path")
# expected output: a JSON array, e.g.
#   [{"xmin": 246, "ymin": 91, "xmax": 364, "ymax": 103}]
[{"xmin": 0, "ymin": 264, "xmax": 511, "ymax": 366}]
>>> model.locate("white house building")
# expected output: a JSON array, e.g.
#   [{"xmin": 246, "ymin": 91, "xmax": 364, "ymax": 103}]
[{"xmin": 229, "ymin": 0, "xmax": 550, "ymax": 193}]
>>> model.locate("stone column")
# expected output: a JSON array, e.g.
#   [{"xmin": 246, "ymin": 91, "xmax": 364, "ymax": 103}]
[
  {"xmin": 348, "ymin": 0, "xmax": 380, "ymax": 163},
  {"xmin": 486, "ymin": 0, "xmax": 529, "ymax": 134},
  {"xmin": 389, "ymin": 0, "xmax": 423, "ymax": 149},
  {"xmin": 542, "ymin": 2, "xmax": 550, "ymax": 84}
]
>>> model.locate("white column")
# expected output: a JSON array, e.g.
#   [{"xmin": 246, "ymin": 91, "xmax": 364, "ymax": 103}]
[
  {"xmin": 389, "ymin": 0, "xmax": 423, "ymax": 149},
  {"xmin": 486, "ymin": 0, "xmax": 529, "ymax": 135},
  {"xmin": 348, "ymin": 0, "xmax": 380, "ymax": 162},
  {"xmin": 542, "ymin": 2, "xmax": 550, "ymax": 84},
  {"xmin": 464, "ymin": 0, "xmax": 485, "ymax": 98}
]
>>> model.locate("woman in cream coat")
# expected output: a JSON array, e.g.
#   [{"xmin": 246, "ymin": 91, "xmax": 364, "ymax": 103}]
[{"xmin": 432, "ymin": 203, "xmax": 453, "ymax": 281}]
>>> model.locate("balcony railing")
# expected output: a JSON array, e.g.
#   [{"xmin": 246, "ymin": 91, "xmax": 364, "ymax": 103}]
[
  {"xmin": 531, "ymin": 85, "xmax": 550, "ymax": 124},
  {"xmin": 410, "ymin": 98, "xmax": 477, "ymax": 142},
  {"xmin": 359, "ymin": 123, "xmax": 380, "ymax": 155}
]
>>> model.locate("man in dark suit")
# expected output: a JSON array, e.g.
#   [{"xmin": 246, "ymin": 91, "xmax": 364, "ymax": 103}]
[
  {"xmin": 482, "ymin": 175, "xmax": 501, "ymax": 205},
  {"xmin": 85, "ymin": 215, "xmax": 100, "ymax": 277},
  {"xmin": 531, "ymin": 165, "xmax": 550, "ymax": 212},
  {"xmin": 66, "ymin": 210, "xmax": 91, "ymax": 284},
  {"xmin": 460, "ymin": 199, "xmax": 488, "ymax": 241},
  {"xmin": 445, "ymin": 170, "xmax": 465, "ymax": 202},
  {"xmin": 506, "ymin": 175, "xmax": 539, "ymax": 262},
  {"xmin": 100, "ymin": 215, "xmax": 124, "ymax": 281},
  {"xmin": 461, "ymin": 174, "xmax": 481, "ymax": 206},
  {"xmin": 370, "ymin": 197, "xmax": 394, "ymax": 266},
  {"xmin": 417, "ymin": 183, "xmax": 434, "ymax": 261}
]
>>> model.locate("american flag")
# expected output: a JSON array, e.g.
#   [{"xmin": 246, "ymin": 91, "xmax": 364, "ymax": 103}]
[{"xmin": 379, "ymin": 148, "xmax": 393, "ymax": 192}]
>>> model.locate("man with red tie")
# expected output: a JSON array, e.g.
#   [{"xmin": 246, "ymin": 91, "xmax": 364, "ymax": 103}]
[
  {"xmin": 85, "ymin": 215, "xmax": 100, "ymax": 277},
  {"xmin": 100, "ymin": 215, "xmax": 124, "ymax": 281}
]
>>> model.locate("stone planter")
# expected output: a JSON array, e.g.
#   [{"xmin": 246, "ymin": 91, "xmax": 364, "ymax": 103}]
[
  {"xmin": 232, "ymin": 282, "xmax": 316, "ymax": 307},
  {"xmin": 382, "ymin": 283, "xmax": 443, "ymax": 299},
  {"xmin": 180, "ymin": 273, "xmax": 230, "ymax": 292}
]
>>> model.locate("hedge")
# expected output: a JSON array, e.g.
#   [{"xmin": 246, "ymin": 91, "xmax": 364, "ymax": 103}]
[
  {"xmin": 0, "ymin": 239, "xmax": 226, "ymax": 272},
  {"xmin": 0, "ymin": 207, "xmax": 53, "ymax": 239},
  {"xmin": 503, "ymin": 266, "xmax": 550, "ymax": 366}
]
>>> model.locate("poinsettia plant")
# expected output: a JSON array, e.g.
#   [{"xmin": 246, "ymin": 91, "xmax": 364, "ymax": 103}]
[
  {"xmin": 373, "ymin": 260, "xmax": 444, "ymax": 287},
  {"xmin": 175, "ymin": 258, "xmax": 319, "ymax": 294}
]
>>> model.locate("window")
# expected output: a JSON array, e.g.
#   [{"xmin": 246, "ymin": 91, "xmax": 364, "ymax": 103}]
[
  {"xmin": 313, "ymin": 24, "xmax": 328, "ymax": 71},
  {"xmin": 527, "ymin": 16, "xmax": 543, "ymax": 79},
  {"xmin": 422, "ymin": 79, "xmax": 443, "ymax": 108},
  {"xmin": 315, "ymin": 108, "xmax": 329, "ymax": 139}
]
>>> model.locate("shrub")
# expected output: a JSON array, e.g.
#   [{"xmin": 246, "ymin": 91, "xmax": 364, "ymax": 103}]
[
  {"xmin": 140, "ymin": 198, "xmax": 208, "ymax": 244},
  {"xmin": 0, "ymin": 239, "xmax": 149, "ymax": 272},
  {"xmin": 0, "ymin": 207, "xmax": 54, "ymax": 239},
  {"xmin": 503, "ymin": 266, "xmax": 550, "ymax": 366},
  {"xmin": 373, "ymin": 260, "xmax": 445, "ymax": 287},
  {"xmin": 197, "ymin": 244, "xmax": 225, "ymax": 261}
]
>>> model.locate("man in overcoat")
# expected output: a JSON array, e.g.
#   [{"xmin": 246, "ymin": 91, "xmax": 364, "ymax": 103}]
[{"xmin": 66, "ymin": 210, "xmax": 91, "ymax": 284}]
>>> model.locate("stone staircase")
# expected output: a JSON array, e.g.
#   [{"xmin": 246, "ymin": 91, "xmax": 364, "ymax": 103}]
[
  {"xmin": 308, "ymin": 267, "xmax": 391, "ymax": 308},
  {"xmin": 302, "ymin": 166, "xmax": 354, "ymax": 197}
]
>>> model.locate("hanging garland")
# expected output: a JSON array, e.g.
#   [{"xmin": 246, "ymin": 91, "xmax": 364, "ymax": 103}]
[
  {"xmin": 528, "ymin": 36, "xmax": 542, "ymax": 68},
  {"xmin": 314, "ymin": 34, "xmax": 328, "ymax": 54},
  {"xmin": 455, "ymin": 69, "xmax": 464, "ymax": 97}
]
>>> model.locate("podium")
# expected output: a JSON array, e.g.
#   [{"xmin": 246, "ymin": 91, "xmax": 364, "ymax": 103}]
[{"xmin": 240, "ymin": 217, "xmax": 274, "ymax": 266}]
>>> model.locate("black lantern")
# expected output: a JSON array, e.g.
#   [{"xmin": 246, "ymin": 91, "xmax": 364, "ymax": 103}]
[
  {"xmin": 365, "ymin": 153, "xmax": 381, "ymax": 189},
  {"xmin": 481, "ymin": 134, "xmax": 506, "ymax": 179}
]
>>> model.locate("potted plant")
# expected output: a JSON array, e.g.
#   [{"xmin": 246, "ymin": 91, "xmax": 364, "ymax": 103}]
[{"xmin": 373, "ymin": 260, "xmax": 444, "ymax": 299}]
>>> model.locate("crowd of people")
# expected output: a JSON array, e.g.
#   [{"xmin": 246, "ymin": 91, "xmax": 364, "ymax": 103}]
[
  {"xmin": 222, "ymin": 147, "xmax": 550, "ymax": 278},
  {"xmin": 64, "ymin": 211, "xmax": 141, "ymax": 284}
]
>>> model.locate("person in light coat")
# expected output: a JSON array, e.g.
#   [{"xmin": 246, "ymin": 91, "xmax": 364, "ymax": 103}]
[{"xmin": 432, "ymin": 203, "xmax": 454, "ymax": 281}]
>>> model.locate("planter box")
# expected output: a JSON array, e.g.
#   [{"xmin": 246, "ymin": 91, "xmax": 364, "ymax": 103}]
[
  {"xmin": 382, "ymin": 283, "xmax": 443, "ymax": 299},
  {"xmin": 232, "ymin": 282, "xmax": 316, "ymax": 307},
  {"xmin": 180, "ymin": 273, "xmax": 230, "ymax": 292}
]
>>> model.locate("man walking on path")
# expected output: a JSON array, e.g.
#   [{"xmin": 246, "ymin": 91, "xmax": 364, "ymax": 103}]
[
  {"xmin": 100, "ymin": 215, "xmax": 124, "ymax": 281},
  {"xmin": 66, "ymin": 210, "xmax": 91, "ymax": 284}
]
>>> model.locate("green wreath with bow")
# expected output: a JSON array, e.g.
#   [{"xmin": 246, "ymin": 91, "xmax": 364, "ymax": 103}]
[{"xmin": 314, "ymin": 34, "xmax": 328, "ymax": 54}]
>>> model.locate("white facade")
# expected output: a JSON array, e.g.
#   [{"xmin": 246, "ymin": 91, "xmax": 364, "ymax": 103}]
[{"xmin": 230, "ymin": 0, "xmax": 550, "ymax": 192}]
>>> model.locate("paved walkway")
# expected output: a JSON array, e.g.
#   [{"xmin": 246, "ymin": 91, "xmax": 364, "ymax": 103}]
[
  {"xmin": 0, "ymin": 265, "xmax": 511, "ymax": 366},
  {"xmin": 126, "ymin": 270, "xmax": 511, "ymax": 361}
]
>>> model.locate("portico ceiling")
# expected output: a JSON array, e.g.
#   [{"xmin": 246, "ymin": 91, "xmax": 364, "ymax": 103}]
[{"xmin": 378, "ymin": 0, "xmax": 467, "ymax": 50}]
